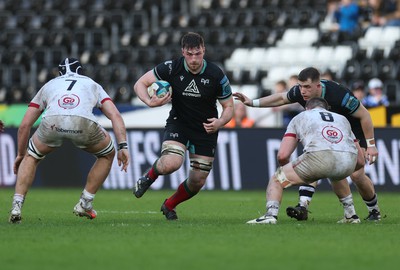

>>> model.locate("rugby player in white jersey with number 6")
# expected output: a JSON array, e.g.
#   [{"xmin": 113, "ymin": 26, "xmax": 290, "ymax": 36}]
[{"xmin": 247, "ymin": 97, "xmax": 360, "ymax": 224}]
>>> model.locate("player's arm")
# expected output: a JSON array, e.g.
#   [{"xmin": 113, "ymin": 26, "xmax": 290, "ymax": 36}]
[
  {"xmin": 233, "ymin": 91, "xmax": 289, "ymax": 107},
  {"xmin": 17, "ymin": 107, "xmax": 42, "ymax": 157},
  {"xmin": 277, "ymin": 135, "xmax": 298, "ymax": 166},
  {"xmin": 101, "ymin": 100, "xmax": 130, "ymax": 171},
  {"xmin": 203, "ymin": 96, "xmax": 234, "ymax": 134},
  {"xmin": 218, "ymin": 96, "xmax": 234, "ymax": 126},
  {"xmin": 351, "ymin": 103, "xmax": 378, "ymax": 164},
  {"xmin": 101, "ymin": 100, "xmax": 127, "ymax": 146},
  {"xmin": 0, "ymin": 120, "xmax": 4, "ymax": 133},
  {"xmin": 133, "ymin": 70, "xmax": 170, "ymax": 107}
]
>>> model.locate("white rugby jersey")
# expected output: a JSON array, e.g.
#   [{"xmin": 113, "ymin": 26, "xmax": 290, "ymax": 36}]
[
  {"xmin": 29, "ymin": 72, "xmax": 111, "ymax": 123},
  {"xmin": 285, "ymin": 108, "xmax": 357, "ymax": 154}
]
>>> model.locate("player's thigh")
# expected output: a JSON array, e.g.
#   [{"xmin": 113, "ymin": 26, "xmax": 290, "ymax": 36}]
[
  {"xmin": 281, "ymin": 163, "xmax": 305, "ymax": 186},
  {"xmin": 30, "ymin": 132, "xmax": 57, "ymax": 155},
  {"xmin": 83, "ymin": 131, "xmax": 113, "ymax": 155},
  {"xmin": 160, "ymin": 140, "xmax": 186, "ymax": 170}
]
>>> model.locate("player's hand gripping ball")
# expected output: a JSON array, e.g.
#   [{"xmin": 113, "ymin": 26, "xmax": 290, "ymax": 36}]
[{"xmin": 148, "ymin": 81, "xmax": 172, "ymax": 98}]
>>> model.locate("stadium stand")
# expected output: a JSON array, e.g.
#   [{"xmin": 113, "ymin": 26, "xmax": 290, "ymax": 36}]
[{"xmin": 0, "ymin": 0, "xmax": 399, "ymax": 109}]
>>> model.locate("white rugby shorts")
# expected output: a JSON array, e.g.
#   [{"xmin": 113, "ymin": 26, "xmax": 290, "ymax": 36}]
[
  {"xmin": 36, "ymin": 115, "xmax": 106, "ymax": 148},
  {"xmin": 292, "ymin": 150, "xmax": 357, "ymax": 182}
]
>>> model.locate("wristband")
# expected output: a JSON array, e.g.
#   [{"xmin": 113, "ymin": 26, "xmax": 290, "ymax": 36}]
[
  {"xmin": 366, "ymin": 138, "xmax": 375, "ymax": 147},
  {"xmin": 118, "ymin": 142, "xmax": 128, "ymax": 151},
  {"xmin": 252, "ymin": 99, "xmax": 260, "ymax": 107}
]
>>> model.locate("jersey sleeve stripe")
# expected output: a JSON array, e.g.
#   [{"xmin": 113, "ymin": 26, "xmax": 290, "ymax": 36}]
[
  {"xmin": 284, "ymin": 133, "xmax": 297, "ymax": 138},
  {"xmin": 28, "ymin": 102, "xmax": 40, "ymax": 108},
  {"xmin": 101, "ymin": 97, "xmax": 112, "ymax": 104}
]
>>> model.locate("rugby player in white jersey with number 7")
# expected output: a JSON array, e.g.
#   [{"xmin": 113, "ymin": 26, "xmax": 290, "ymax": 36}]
[{"xmin": 9, "ymin": 58, "xmax": 130, "ymax": 224}]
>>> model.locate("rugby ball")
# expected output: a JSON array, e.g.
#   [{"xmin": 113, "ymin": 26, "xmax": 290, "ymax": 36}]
[{"xmin": 148, "ymin": 80, "xmax": 172, "ymax": 98}]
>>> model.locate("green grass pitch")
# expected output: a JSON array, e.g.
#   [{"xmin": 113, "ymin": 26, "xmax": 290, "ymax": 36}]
[{"xmin": 0, "ymin": 188, "xmax": 399, "ymax": 270}]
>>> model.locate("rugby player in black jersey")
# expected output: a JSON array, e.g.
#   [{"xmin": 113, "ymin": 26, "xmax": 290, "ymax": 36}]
[
  {"xmin": 234, "ymin": 67, "xmax": 381, "ymax": 222},
  {"xmin": 133, "ymin": 32, "xmax": 234, "ymax": 220}
]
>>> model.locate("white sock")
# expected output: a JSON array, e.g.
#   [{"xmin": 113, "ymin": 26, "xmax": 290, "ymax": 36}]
[
  {"xmin": 299, "ymin": 196, "xmax": 312, "ymax": 208},
  {"xmin": 13, "ymin": 193, "xmax": 25, "ymax": 204},
  {"xmin": 81, "ymin": 189, "xmax": 95, "ymax": 201},
  {"xmin": 80, "ymin": 189, "xmax": 95, "ymax": 209},
  {"xmin": 266, "ymin": 201, "xmax": 280, "ymax": 217},
  {"xmin": 340, "ymin": 194, "xmax": 356, "ymax": 218},
  {"xmin": 298, "ymin": 185, "xmax": 315, "ymax": 208}
]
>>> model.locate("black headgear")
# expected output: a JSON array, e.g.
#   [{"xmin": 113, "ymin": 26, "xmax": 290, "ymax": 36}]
[{"xmin": 58, "ymin": 58, "xmax": 82, "ymax": 75}]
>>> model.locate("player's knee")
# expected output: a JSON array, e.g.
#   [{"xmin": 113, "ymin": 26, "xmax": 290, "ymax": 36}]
[
  {"xmin": 190, "ymin": 158, "xmax": 213, "ymax": 173},
  {"xmin": 274, "ymin": 166, "xmax": 293, "ymax": 189},
  {"xmin": 161, "ymin": 143, "xmax": 185, "ymax": 157},
  {"xmin": 27, "ymin": 138, "xmax": 46, "ymax": 160},
  {"xmin": 93, "ymin": 139, "xmax": 115, "ymax": 158}
]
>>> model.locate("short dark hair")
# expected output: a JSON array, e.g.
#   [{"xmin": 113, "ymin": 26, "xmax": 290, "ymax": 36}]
[
  {"xmin": 298, "ymin": 67, "xmax": 320, "ymax": 83},
  {"xmin": 305, "ymin": 97, "xmax": 329, "ymax": 110},
  {"xmin": 181, "ymin": 32, "xmax": 204, "ymax": 49}
]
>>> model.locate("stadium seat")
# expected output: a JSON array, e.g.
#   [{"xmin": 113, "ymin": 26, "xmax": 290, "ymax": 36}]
[
  {"xmin": 292, "ymin": 7, "xmax": 314, "ymax": 27},
  {"xmin": 108, "ymin": 9, "xmax": 129, "ymax": 31},
  {"xmin": 87, "ymin": 10, "xmax": 110, "ymax": 29},
  {"xmin": 91, "ymin": 28, "xmax": 109, "ymax": 50},
  {"xmin": 253, "ymin": 27, "xmax": 270, "ymax": 46},
  {"xmin": 41, "ymin": 10, "xmax": 65, "ymax": 29},
  {"xmin": 297, "ymin": 47, "xmax": 317, "ymax": 66},
  {"xmin": 7, "ymin": 64, "xmax": 28, "ymax": 88},
  {"xmin": 314, "ymin": 46, "xmax": 335, "ymax": 71},
  {"xmin": 128, "ymin": 11, "xmax": 150, "ymax": 31},
  {"xmin": 259, "ymin": 47, "xmax": 281, "ymax": 70},
  {"xmin": 64, "ymin": 9, "xmax": 86, "ymax": 29},
  {"xmin": 358, "ymin": 27, "xmax": 383, "ymax": 57},
  {"xmin": 377, "ymin": 59, "xmax": 396, "ymax": 81},
  {"xmin": 264, "ymin": 8, "xmax": 280, "ymax": 27},
  {"xmin": 109, "ymin": 63, "xmax": 128, "ymax": 83},
  {"xmin": 276, "ymin": 28, "xmax": 299, "ymax": 47},
  {"xmin": 0, "ymin": 11, "xmax": 12, "ymax": 29},
  {"xmin": 244, "ymin": 47, "xmax": 266, "ymax": 71},
  {"xmin": 224, "ymin": 48, "xmax": 250, "ymax": 71},
  {"xmin": 341, "ymin": 59, "xmax": 361, "ymax": 82},
  {"xmin": 359, "ymin": 59, "xmax": 379, "ymax": 81},
  {"xmin": 1, "ymin": 28, "xmax": 25, "ymax": 47},
  {"xmin": 330, "ymin": 45, "xmax": 353, "ymax": 74},
  {"xmin": 380, "ymin": 26, "xmax": 400, "ymax": 56},
  {"xmin": 384, "ymin": 79, "xmax": 400, "ymax": 104},
  {"xmin": 16, "ymin": 10, "xmax": 40, "ymax": 29},
  {"xmin": 7, "ymin": 46, "xmax": 31, "ymax": 70},
  {"xmin": 49, "ymin": 46, "xmax": 68, "ymax": 67},
  {"xmin": 48, "ymin": 29, "xmax": 72, "ymax": 48}
]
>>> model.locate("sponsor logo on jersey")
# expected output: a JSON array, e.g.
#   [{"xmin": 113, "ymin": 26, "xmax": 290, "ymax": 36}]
[
  {"xmin": 322, "ymin": 126, "xmax": 343, "ymax": 144},
  {"xmin": 183, "ymin": 79, "xmax": 201, "ymax": 97},
  {"xmin": 58, "ymin": 94, "xmax": 80, "ymax": 109},
  {"xmin": 169, "ymin": 132, "xmax": 179, "ymax": 138},
  {"xmin": 51, "ymin": 125, "xmax": 83, "ymax": 134}
]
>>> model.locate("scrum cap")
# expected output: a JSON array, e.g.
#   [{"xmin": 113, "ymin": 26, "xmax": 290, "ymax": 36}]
[{"xmin": 58, "ymin": 58, "xmax": 82, "ymax": 75}]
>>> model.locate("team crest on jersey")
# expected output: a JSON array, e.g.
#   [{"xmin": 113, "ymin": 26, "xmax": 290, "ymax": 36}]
[
  {"xmin": 201, "ymin": 78, "xmax": 209, "ymax": 85},
  {"xmin": 183, "ymin": 79, "xmax": 201, "ymax": 97},
  {"xmin": 58, "ymin": 94, "xmax": 80, "ymax": 109},
  {"xmin": 322, "ymin": 126, "xmax": 343, "ymax": 144}
]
